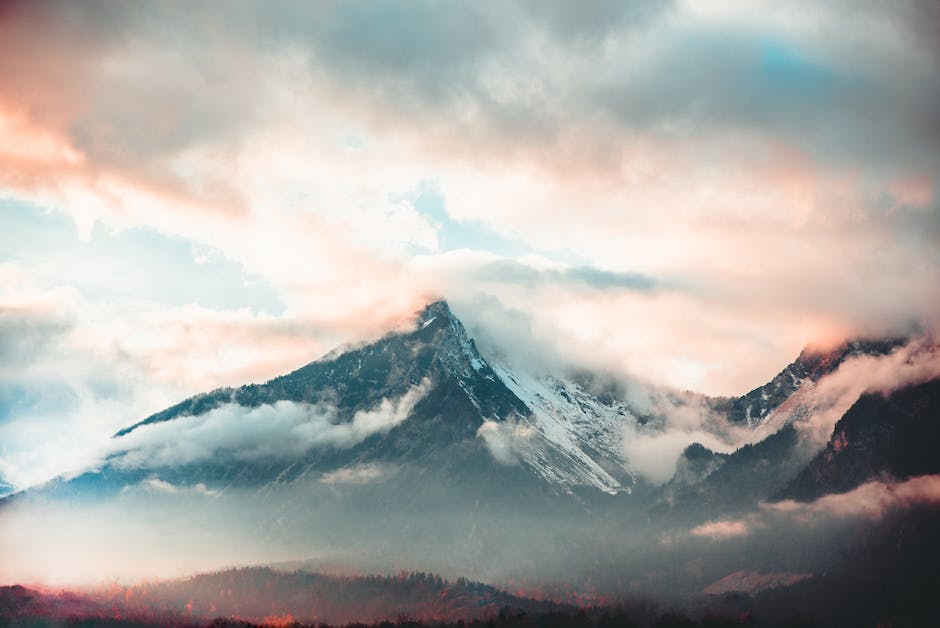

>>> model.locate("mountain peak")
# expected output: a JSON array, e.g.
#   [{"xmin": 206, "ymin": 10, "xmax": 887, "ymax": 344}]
[
  {"xmin": 410, "ymin": 300, "xmax": 489, "ymax": 380},
  {"xmin": 415, "ymin": 299, "xmax": 454, "ymax": 327},
  {"xmin": 715, "ymin": 334, "xmax": 909, "ymax": 426},
  {"xmin": 795, "ymin": 336, "xmax": 908, "ymax": 380}
]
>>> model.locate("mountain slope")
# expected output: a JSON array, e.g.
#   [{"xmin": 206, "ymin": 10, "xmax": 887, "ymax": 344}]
[{"xmin": 780, "ymin": 378, "xmax": 940, "ymax": 501}]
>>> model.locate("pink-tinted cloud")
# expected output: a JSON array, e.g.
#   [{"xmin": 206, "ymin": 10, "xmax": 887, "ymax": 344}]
[
  {"xmin": 790, "ymin": 335, "xmax": 940, "ymax": 445},
  {"xmin": 1, "ymin": 0, "xmax": 938, "ymax": 490},
  {"xmin": 767, "ymin": 474, "xmax": 940, "ymax": 521},
  {"xmin": 685, "ymin": 475, "xmax": 940, "ymax": 548},
  {"xmin": 690, "ymin": 519, "xmax": 751, "ymax": 540}
]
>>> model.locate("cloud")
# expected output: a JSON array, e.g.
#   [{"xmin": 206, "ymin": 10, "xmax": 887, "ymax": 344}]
[
  {"xmin": 110, "ymin": 379, "xmax": 430, "ymax": 470},
  {"xmin": 1, "ymin": 0, "xmax": 939, "ymax": 489},
  {"xmin": 789, "ymin": 334, "xmax": 940, "ymax": 445},
  {"xmin": 619, "ymin": 333, "xmax": 940, "ymax": 485},
  {"xmin": 766, "ymin": 474, "xmax": 940, "ymax": 522},
  {"xmin": 0, "ymin": 255, "xmax": 378, "ymax": 489},
  {"xmin": 690, "ymin": 519, "xmax": 750, "ymax": 541},
  {"xmin": 1, "ymin": 1, "xmax": 936, "ymax": 393},
  {"xmin": 126, "ymin": 477, "xmax": 219, "ymax": 497},
  {"xmin": 476, "ymin": 416, "xmax": 536, "ymax": 466},
  {"xmin": 623, "ymin": 423, "xmax": 726, "ymax": 486},
  {"xmin": 702, "ymin": 570, "xmax": 812, "ymax": 596},
  {"xmin": 681, "ymin": 474, "xmax": 940, "ymax": 550},
  {"xmin": 473, "ymin": 260, "xmax": 659, "ymax": 292},
  {"xmin": 320, "ymin": 463, "xmax": 391, "ymax": 485}
]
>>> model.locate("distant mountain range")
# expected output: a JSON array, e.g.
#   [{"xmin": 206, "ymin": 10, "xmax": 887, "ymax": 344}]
[
  {"xmin": 23, "ymin": 301, "xmax": 922, "ymax": 504},
  {"xmin": 2, "ymin": 299, "xmax": 939, "ymax": 625}
]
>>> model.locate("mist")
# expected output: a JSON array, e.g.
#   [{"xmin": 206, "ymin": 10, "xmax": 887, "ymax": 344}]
[{"xmin": 620, "ymin": 332, "xmax": 940, "ymax": 484}]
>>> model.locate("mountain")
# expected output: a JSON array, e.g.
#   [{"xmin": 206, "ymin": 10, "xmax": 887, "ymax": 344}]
[
  {"xmin": 780, "ymin": 378, "xmax": 940, "ymax": 501},
  {"xmin": 5, "ymin": 298, "xmax": 938, "ymax": 608},
  {"xmin": 0, "ymin": 301, "xmax": 652, "ymax": 585},
  {"xmin": 655, "ymin": 336, "xmax": 921, "ymax": 517},
  {"xmin": 736, "ymin": 503, "xmax": 940, "ymax": 627},
  {"xmin": 654, "ymin": 425, "xmax": 804, "ymax": 521},
  {"xmin": 710, "ymin": 337, "xmax": 906, "ymax": 426},
  {"xmin": 100, "ymin": 300, "xmax": 635, "ymax": 497},
  {"xmin": 13, "ymin": 302, "xmax": 925, "ymax": 519}
]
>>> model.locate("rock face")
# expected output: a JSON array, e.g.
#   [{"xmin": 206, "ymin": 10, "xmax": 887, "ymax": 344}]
[{"xmin": 780, "ymin": 378, "xmax": 940, "ymax": 501}]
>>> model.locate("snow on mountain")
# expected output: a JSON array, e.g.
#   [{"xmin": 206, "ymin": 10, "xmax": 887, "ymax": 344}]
[{"xmin": 486, "ymin": 362, "xmax": 634, "ymax": 495}]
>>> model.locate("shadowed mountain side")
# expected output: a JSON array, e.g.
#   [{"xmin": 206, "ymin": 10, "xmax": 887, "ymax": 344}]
[
  {"xmin": 732, "ymin": 503, "xmax": 940, "ymax": 627},
  {"xmin": 780, "ymin": 378, "xmax": 940, "ymax": 501},
  {"xmin": 652, "ymin": 425, "xmax": 812, "ymax": 523}
]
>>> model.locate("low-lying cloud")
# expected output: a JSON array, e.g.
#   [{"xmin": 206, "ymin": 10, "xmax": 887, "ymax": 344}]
[
  {"xmin": 766, "ymin": 474, "xmax": 940, "ymax": 522},
  {"xmin": 690, "ymin": 519, "xmax": 751, "ymax": 540},
  {"xmin": 476, "ymin": 416, "xmax": 536, "ymax": 466},
  {"xmin": 320, "ymin": 463, "xmax": 392, "ymax": 485},
  {"xmin": 687, "ymin": 474, "xmax": 940, "ymax": 544},
  {"xmin": 110, "ymin": 379, "xmax": 430, "ymax": 470},
  {"xmin": 126, "ymin": 476, "xmax": 219, "ymax": 497},
  {"xmin": 791, "ymin": 334, "xmax": 940, "ymax": 445}
]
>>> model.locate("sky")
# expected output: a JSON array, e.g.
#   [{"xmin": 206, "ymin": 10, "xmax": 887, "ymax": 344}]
[{"xmin": 0, "ymin": 0, "xmax": 938, "ymax": 489}]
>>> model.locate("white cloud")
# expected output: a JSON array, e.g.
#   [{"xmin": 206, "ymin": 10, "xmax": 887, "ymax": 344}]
[
  {"xmin": 110, "ymin": 379, "xmax": 430, "ymax": 470},
  {"xmin": 623, "ymin": 422, "xmax": 730, "ymax": 486},
  {"xmin": 765, "ymin": 474, "xmax": 940, "ymax": 522},
  {"xmin": 1, "ymin": 0, "xmax": 938, "ymax": 494},
  {"xmin": 126, "ymin": 476, "xmax": 219, "ymax": 496},
  {"xmin": 620, "ymin": 333, "xmax": 940, "ymax": 485},
  {"xmin": 476, "ymin": 416, "xmax": 536, "ymax": 466},
  {"xmin": 690, "ymin": 519, "xmax": 751, "ymax": 541},
  {"xmin": 791, "ymin": 334, "xmax": 940, "ymax": 445},
  {"xmin": 320, "ymin": 463, "xmax": 391, "ymax": 485}
]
